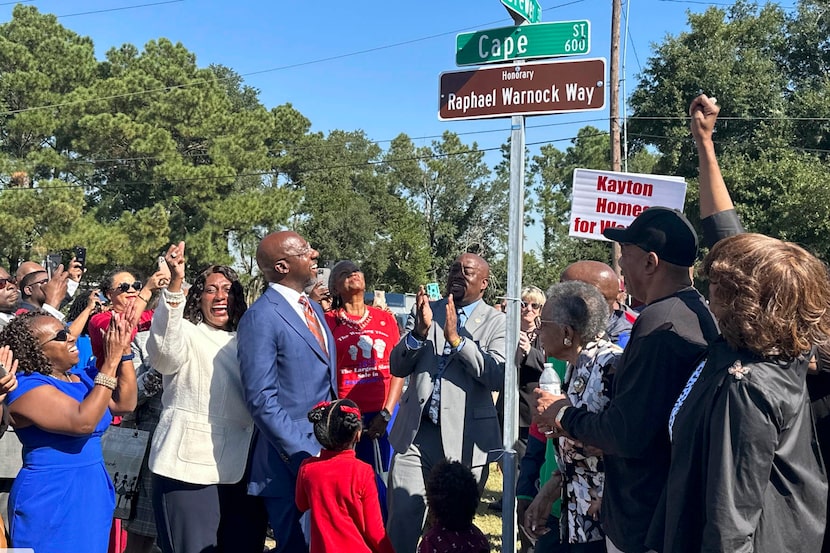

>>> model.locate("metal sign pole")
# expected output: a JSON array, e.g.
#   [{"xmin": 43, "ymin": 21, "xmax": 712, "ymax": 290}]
[{"xmin": 502, "ymin": 113, "xmax": 525, "ymax": 553}]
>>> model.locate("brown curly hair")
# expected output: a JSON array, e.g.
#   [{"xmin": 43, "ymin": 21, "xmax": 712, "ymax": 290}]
[
  {"xmin": 0, "ymin": 311, "xmax": 55, "ymax": 376},
  {"xmin": 703, "ymin": 233, "xmax": 830, "ymax": 360}
]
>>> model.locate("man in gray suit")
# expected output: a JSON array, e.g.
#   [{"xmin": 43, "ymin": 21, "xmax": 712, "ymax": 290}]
[{"xmin": 386, "ymin": 252, "xmax": 506, "ymax": 553}]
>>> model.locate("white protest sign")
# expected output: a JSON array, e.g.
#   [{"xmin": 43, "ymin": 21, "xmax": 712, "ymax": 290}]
[{"xmin": 569, "ymin": 169, "xmax": 687, "ymax": 241}]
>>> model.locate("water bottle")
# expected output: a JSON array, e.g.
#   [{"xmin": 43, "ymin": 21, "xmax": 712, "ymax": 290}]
[{"xmin": 539, "ymin": 362, "xmax": 561, "ymax": 395}]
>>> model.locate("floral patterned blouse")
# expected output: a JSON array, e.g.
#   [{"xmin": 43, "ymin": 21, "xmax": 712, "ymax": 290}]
[{"xmin": 558, "ymin": 337, "xmax": 622, "ymax": 544}]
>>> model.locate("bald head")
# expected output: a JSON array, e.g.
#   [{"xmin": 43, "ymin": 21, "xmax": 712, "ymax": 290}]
[
  {"xmin": 256, "ymin": 231, "xmax": 318, "ymax": 292},
  {"xmin": 560, "ymin": 260, "xmax": 620, "ymax": 309},
  {"xmin": 16, "ymin": 261, "xmax": 44, "ymax": 282}
]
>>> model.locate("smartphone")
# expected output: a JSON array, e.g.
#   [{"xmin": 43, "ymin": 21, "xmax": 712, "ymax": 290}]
[
  {"xmin": 158, "ymin": 256, "xmax": 167, "ymax": 269},
  {"xmin": 373, "ymin": 290, "xmax": 387, "ymax": 309},
  {"xmin": 45, "ymin": 253, "xmax": 62, "ymax": 279},
  {"xmin": 317, "ymin": 267, "xmax": 331, "ymax": 287},
  {"xmin": 74, "ymin": 246, "xmax": 87, "ymax": 269},
  {"xmin": 426, "ymin": 282, "xmax": 441, "ymax": 301},
  {"xmin": 0, "ymin": 361, "xmax": 6, "ymax": 379}
]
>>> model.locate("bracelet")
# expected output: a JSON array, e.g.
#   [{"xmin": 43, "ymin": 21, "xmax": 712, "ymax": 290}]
[
  {"xmin": 164, "ymin": 289, "xmax": 186, "ymax": 308},
  {"xmin": 135, "ymin": 295, "xmax": 149, "ymax": 304},
  {"xmin": 94, "ymin": 373, "xmax": 117, "ymax": 390},
  {"xmin": 449, "ymin": 336, "xmax": 463, "ymax": 349},
  {"xmin": 121, "ymin": 353, "xmax": 135, "ymax": 362}
]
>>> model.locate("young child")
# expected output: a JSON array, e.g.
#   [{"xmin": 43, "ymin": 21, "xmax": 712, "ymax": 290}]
[
  {"xmin": 296, "ymin": 399, "xmax": 394, "ymax": 553},
  {"xmin": 418, "ymin": 459, "xmax": 489, "ymax": 553}
]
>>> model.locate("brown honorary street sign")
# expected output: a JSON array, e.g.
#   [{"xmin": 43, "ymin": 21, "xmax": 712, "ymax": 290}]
[{"xmin": 438, "ymin": 57, "xmax": 606, "ymax": 121}]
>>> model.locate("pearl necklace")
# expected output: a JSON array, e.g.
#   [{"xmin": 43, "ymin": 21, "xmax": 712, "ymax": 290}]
[{"xmin": 335, "ymin": 306, "xmax": 372, "ymax": 331}]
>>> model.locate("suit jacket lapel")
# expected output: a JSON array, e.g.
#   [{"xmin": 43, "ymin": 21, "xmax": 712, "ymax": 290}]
[
  {"xmin": 266, "ymin": 288, "xmax": 330, "ymax": 362},
  {"xmin": 461, "ymin": 300, "xmax": 488, "ymax": 338}
]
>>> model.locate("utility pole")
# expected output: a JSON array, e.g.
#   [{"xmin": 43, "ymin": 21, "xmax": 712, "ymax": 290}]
[{"xmin": 610, "ymin": 0, "xmax": 622, "ymax": 274}]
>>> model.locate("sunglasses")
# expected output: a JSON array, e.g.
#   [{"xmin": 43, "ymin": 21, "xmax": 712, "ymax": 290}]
[
  {"xmin": 0, "ymin": 277, "xmax": 16, "ymax": 287},
  {"xmin": 40, "ymin": 328, "xmax": 69, "ymax": 346},
  {"xmin": 112, "ymin": 281, "xmax": 143, "ymax": 293},
  {"xmin": 521, "ymin": 301, "xmax": 542, "ymax": 310}
]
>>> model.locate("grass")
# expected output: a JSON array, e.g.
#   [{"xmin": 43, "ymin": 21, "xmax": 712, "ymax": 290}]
[{"xmin": 476, "ymin": 462, "xmax": 521, "ymax": 552}]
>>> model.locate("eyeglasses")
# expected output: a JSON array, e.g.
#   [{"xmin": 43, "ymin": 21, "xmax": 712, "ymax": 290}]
[
  {"xmin": 112, "ymin": 281, "xmax": 143, "ymax": 293},
  {"xmin": 538, "ymin": 319, "xmax": 561, "ymax": 330},
  {"xmin": 521, "ymin": 301, "xmax": 542, "ymax": 311},
  {"xmin": 30, "ymin": 278, "xmax": 49, "ymax": 287},
  {"xmin": 40, "ymin": 328, "xmax": 69, "ymax": 346},
  {"xmin": 0, "ymin": 277, "xmax": 16, "ymax": 287},
  {"xmin": 275, "ymin": 245, "xmax": 312, "ymax": 264}
]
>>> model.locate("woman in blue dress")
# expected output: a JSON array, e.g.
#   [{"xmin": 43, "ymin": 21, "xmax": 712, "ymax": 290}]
[{"xmin": 0, "ymin": 309, "xmax": 137, "ymax": 552}]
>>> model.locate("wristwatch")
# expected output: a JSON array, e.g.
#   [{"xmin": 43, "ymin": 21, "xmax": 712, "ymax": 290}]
[
  {"xmin": 379, "ymin": 408, "xmax": 392, "ymax": 422},
  {"xmin": 555, "ymin": 405, "xmax": 570, "ymax": 426}
]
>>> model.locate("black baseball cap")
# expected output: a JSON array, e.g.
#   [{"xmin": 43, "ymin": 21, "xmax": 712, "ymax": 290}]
[{"xmin": 602, "ymin": 207, "xmax": 698, "ymax": 267}]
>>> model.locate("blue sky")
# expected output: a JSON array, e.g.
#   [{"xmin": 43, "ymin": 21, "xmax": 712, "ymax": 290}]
[
  {"xmin": 2, "ymin": 0, "xmax": 718, "ymax": 249},
  {"xmin": 1, "ymin": 0, "xmax": 713, "ymax": 150}
]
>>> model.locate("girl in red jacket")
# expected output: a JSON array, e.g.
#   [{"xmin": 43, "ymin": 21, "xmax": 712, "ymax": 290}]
[{"xmin": 296, "ymin": 399, "xmax": 393, "ymax": 553}]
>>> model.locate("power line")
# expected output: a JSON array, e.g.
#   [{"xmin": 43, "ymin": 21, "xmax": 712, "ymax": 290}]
[
  {"xmin": 0, "ymin": 0, "xmax": 584, "ymax": 117},
  {"xmin": 620, "ymin": 1, "xmax": 643, "ymax": 73},
  {"xmin": 56, "ymin": 0, "xmax": 184, "ymax": 19},
  {"xmin": 41, "ymin": 116, "xmax": 609, "ymax": 168},
  {"xmin": 4, "ymin": 127, "xmax": 829, "ymax": 194},
  {"xmin": 0, "ymin": 131, "xmax": 610, "ymax": 192},
  {"xmin": 656, "ymin": 0, "xmax": 797, "ymax": 7},
  {"xmin": 38, "ymin": 113, "xmax": 830, "ymax": 168}
]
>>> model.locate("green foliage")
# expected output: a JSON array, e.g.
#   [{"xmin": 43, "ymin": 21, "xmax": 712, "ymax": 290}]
[
  {"xmin": 629, "ymin": 0, "xmax": 830, "ymax": 262},
  {"xmin": 386, "ymin": 132, "xmax": 507, "ymax": 283},
  {"xmin": 0, "ymin": 179, "xmax": 84, "ymax": 271},
  {"xmin": 9, "ymin": 0, "xmax": 830, "ymax": 299},
  {"xmin": 526, "ymin": 128, "xmax": 613, "ymax": 288}
]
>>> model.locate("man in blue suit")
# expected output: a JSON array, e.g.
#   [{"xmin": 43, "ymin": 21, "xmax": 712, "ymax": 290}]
[{"xmin": 238, "ymin": 230, "xmax": 337, "ymax": 553}]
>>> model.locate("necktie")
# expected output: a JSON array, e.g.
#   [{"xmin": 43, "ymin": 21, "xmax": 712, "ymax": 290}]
[
  {"xmin": 428, "ymin": 308, "xmax": 466, "ymax": 424},
  {"xmin": 299, "ymin": 296, "xmax": 327, "ymax": 354}
]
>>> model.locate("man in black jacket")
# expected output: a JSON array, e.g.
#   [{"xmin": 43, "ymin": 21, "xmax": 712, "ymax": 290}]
[{"xmin": 535, "ymin": 206, "xmax": 720, "ymax": 553}]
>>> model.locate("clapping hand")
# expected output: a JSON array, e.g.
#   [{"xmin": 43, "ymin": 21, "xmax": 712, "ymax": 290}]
[
  {"xmin": 103, "ymin": 312, "xmax": 134, "ymax": 367},
  {"xmin": 413, "ymin": 285, "xmax": 433, "ymax": 339},
  {"xmin": 0, "ymin": 346, "xmax": 19, "ymax": 402}
]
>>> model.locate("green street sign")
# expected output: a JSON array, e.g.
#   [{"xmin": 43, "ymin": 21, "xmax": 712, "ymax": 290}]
[
  {"xmin": 456, "ymin": 21, "xmax": 590, "ymax": 66},
  {"xmin": 501, "ymin": 0, "xmax": 541, "ymax": 24}
]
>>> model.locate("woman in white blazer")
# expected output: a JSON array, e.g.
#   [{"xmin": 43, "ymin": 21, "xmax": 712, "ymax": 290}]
[{"xmin": 147, "ymin": 242, "xmax": 267, "ymax": 553}]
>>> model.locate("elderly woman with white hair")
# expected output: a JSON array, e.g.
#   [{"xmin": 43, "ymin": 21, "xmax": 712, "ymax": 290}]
[{"xmin": 525, "ymin": 280, "xmax": 623, "ymax": 552}]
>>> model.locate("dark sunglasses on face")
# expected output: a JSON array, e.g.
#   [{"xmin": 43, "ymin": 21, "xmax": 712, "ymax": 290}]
[
  {"xmin": 41, "ymin": 328, "xmax": 69, "ymax": 346},
  {"xmin": 112, "ymin": 281, "xmax": 142, "ymax": 293},
  {"xmin": 521, "ymin": 301, "xmax": 542, "ymax": 310},
  {"xmin": 0, "ymin": 277, "xmax": 16, "ymax": 287}
]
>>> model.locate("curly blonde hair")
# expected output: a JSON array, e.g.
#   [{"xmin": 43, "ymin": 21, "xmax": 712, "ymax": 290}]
[{"xmin": 703, "ymin": 233, "xmax": 830, "ymax": 360}]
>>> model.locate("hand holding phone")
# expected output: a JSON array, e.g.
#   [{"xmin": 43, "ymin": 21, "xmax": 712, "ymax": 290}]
[
  {"xmin": 74, "ymin": 246, "xmax": 87, "ymax": 270},
  {"xmin": 425, "ymin": 282, "xmax": 441, "ymax": 301},
  {"xmin": 372, "ymin": 290, "xmax": 387, "ymax": 309},
  {"xmin": 157, "ymin": 256, "xmax": 171, "ymax": 287},
  {"xmin": 46, "ymin": 253, "xmax": 62, "ymax": 279}
]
